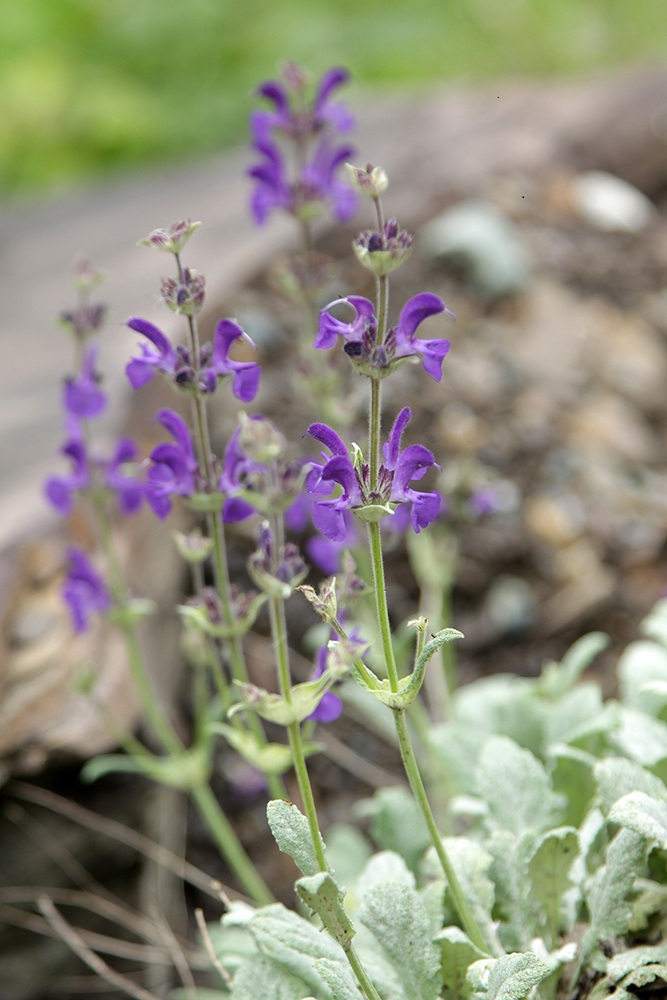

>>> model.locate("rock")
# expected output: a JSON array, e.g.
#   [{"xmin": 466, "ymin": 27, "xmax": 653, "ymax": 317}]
[
  {"xmin": 419, "ymin": 200, "xmax": 532, "ymax": 299},
  {"xmin": 571, "ymin": 170, "xmax": 655, "ymax": 233}
]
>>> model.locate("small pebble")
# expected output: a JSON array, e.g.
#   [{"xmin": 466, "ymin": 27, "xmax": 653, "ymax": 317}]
[{"xmin": 571, "ymin": 170, "xmax": 655, "ymax": 233}]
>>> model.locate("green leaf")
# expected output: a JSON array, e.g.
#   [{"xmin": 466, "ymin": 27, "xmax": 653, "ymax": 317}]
[
  {"xmin": 549, "ymin": 744, "xmax": 596, "ymax": 826},
  {"xmin": 581, "ymin": 828, "xmax": 646, "ymax": 962},
  {"xmin": 356, "ymin": 786, "xmax": 430, "ymax": 874},
  {"xmin": 267, "ymin": 800, "xmax": 330, "ymax": 877},
  {"xmin": 539, "ymin": 631, "xmax": 609, "ymax": 698},
  {"xmin": 611, "ymin": 707, "xmax": 667, "ymax": 766},
  {"xmin": 229, "ymin": 677, "xmax": 330, "ymax": 726},
  {"xmin": 476, "ymin": 736, "xmax": 560, "ymax": 835},
  {"xmin": 210, "ymin": 723, "xmax": 323, "ymax": 775},
  {"xmin": 609, "ymin": 791, "xmax": 667, "ymax": 849},
  {"xmin": 606, "ymin": 943, "xmax": 667, "ymax": 981},
  {"xmin": 177, "ymin": 593, "xmax": 265, "ymax": 639},
  {"xmin": 248, "ymin": 904, "xmax": 346, "ymax": 998},
  {"xmin": 594, "ymin": 757, "xmax": 667, "ymax": 813},
  {"xmin": 640, "ymin": 597, "xmax": 667, "ymax": 647},
  {"xmin": 436, "ymin": 926, "xmax": 486, "ymax": 1000},
  {"xmin": 314, "ymin": 958, "xmax": 361, "ymax": 1000},
  {"xmin": 81, "ymin": 746, "xmax": 209, "ymax": 789},
  {"xmin": 230, "ymin": 954, "xmax": 312, "ymax": 999},
  {"xmin": 367, "ymin": 628, "xmax": 463, "ymax": 709},
  {"xmin": 324, "ymin": 823, "xmax": 373, "ymax": 888},
  {"xmin": 358, "ymin": 863, "xmax": 441, "ymax": 1000},
  {"xmin": 527, "ymin": 827, "xmax": 579, "ymax": 945},
  {"xmin": 618, "ymin": 639, "xmax": 667, "ymax": 715},
  {"xmin": 486, "ymin": 951, "xmax": 552, "ymax": 1000},
  {"xmin": 423, "ymin": 838, "xmax": 499, "ymax": 954},
  {"xmin": 188, "ymin": 490, "xmax": 225, "ymax": 513},
  {"xmin": 296, "ymin": 872, "xmax": 356, "ymax": 949}
]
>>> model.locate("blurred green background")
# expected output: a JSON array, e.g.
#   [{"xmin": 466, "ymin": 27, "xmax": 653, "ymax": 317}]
[{"xmin": 2, "ymin": 0, "xmax": 666, "ymax": 199}]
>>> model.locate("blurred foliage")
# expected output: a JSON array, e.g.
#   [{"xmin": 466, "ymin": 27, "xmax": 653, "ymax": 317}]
[{"xmin": 2, "ymin": 0, "xmax": 666, "ymax": 197}]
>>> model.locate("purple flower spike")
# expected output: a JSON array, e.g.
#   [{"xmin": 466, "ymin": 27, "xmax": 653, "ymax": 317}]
[
  {"xmin": 211, "ymin": 320, "xmax": 261, "ymax": 402},
  {"xmin": 63, "ymin": 547, "xmax": 111, "ymax": 633},
  {"xmin": 145, "ymin": 409, "xmax": 198, "ymax": 519},
  {"xmin": 126, "ymin": 317, "xmax": 179, "ymax": 389},
  {"xmin": 306, "ymin": 410, "xmax": 441, "ymax": 540},
  {"xmin": 45, "ymin": 439, "xmax": 90, "ymax": 515},
  {"xmin": 313, "ymin": 67, "xmax": 355, "ymax": 133},
  {"xmin": 392, "ymin": 292, "xmax": 454, "ymax": 382},
  {"xmin": 106, "ymin": 438, "xmax": 144, "ymax": 515},
  {"xmin": 64, "ymin": 345, "xmax": 107, "ymax": 419}
]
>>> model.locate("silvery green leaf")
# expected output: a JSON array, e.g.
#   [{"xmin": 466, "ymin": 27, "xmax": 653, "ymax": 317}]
[
  {"xmin": 539, "ymin": 631, "xmax": 609, "ymax": 699},
  {"xmin": 356, "ymin": 786, "xmax": 430, "ymax": 874},
  {"xmin": 485, "ymin": 830, "xmax": 535, "ymax": 952},
  {"xmin": 549, "ymin": 745, "xmax": 596, "ymax": 827},
  {"xmin": 357, "ymin": 850, "xmax": 415, "ymax": 897},
  {"xmin": 610, "ymin": 706, "xmax": 667, "ymax": 766},
  {"xmin": 581, "ymin": 828, "xmax": 645, "ymax": 961},
  {"xmin": 454, "ymin": 675, "xmax": 544, "ymax": 755},
  {"xmin": 476, "ymin": 736, "xmax": 561, "ymax": 835},
  {"xmin": 436, "ymin": 926, "xmax": 486, "ymax": 1000},
  {"xmin": 248, "ymin": 904, "xmax": 345, "ymax": 997},
  {"xmin": 628, "ymin": 877, "xmax": 667, "ymax": 931},
  {"xmin": 609, "ymin": 791, "xmax": 667, "ymax": 849},
  {"xmin": 594, "ymin": 757, "xmax": 667, "ymax": 813},
  {"xmin": 486, "ymin": 951, "xmax": 552, "ymax": 1000},
  {"xmin": 324, "ymin": 823, "xmax": 372, "ymax": 889},
  {"xmin": 296, "ymin": 873, "xmax": 356, "ymax": 949},
  {"xmin": 423, "ymin": 837, "xmax": 499, "ymax": 953},
  {"xmin": 618, "ymin": 639, "xmax": 667, "ymax": 715},
  {"xmin": 543, "ymin": 683, "xmax": 605, "ymax": 748},
  {"xmin": 430, "ymin": 721, "xmax": 486, "ymax": 795},
  {"xmin": 230, "ymin": 955, "xmax": 311, "ymax": 999},
  {"xmin": 606, "ymin": 943, "xmax": 667, "ymax": 981},
  {"xmin": 640, "ymin": 597, "xmax": 667, "ymax": 647},
  {"xmin": 314, "ymin": 958, "xmax": 361, "ymax": 1000},
  {"xmin": 527, "ymin": 827, "xmax": 579, "ymax": 946},
  {"xmin": 358, "ymin": 871, "xmax": 441, "ymax": 1000},
  {"xmin": 267, "ymin": 800, "xmax": 330, "ymax": 877}
]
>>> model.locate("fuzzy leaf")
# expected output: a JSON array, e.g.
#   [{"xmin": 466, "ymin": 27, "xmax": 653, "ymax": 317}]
[
  {"xmin": 230, "ymin": 955, "xmax": 311, "ymax": 999},
  {"xmin": 423, "ymin": 837, "xmax": 499, "ymax": 954},
  {"xmin": 539, "ymin": 631, "xmax": 609, "ymax": 699},
  {"xmin": 611, "ymin": 707, "xmax": 667, "ymax": 766},
  {"xmin": 476, "ymin": 736, "xmax": 560, "ymax": 835},
  {"xmin": 436, "ymin": 926, "xmax": 486, "ymax": 1000},
  {"xmin": 314, "ymin": 958, "xmax": 361, "ymax": 1000},
  {"xmin": 486, "ymin": 952, "xmax": 552, "ymax": 1000},
  {"xmin": 606, "ymin": 943, "xmax": 667, "ymax": 981},
  {"xmin": 594, "ymin": 757, "xmax": 667, "ymax": 813},
  {"xmin": 248, "ymin": 904, "xmax": 346, "ymax": 997},
  {"xmin": 296, "ymin": 872, "xmax": 356, "ymax": 949},
  {"xmin": 549, "ymin": 745, "xmax": 596, "ymax": 826},
  {"xmin": 581, "ymin": 828, "xmax": 645, "ymax": 961},
  {"xmin": 609, "ymin": 791, "xmax": 667, "ymax": 849},
  {"xmin": 267, "ymin": 800, "xmax": 330, "ymax": 877},
  {"xmin": 356, "ymin": 786, "xmax": 430, "ymax": 874},
  {"xmin": 618, "ymin": 639, "xmax": 667, "ymax": 716},
  {"xmin": 358, "ymin": 871, "xmax": 441, "ymax": 1000},
  {"xmin": 527, "ymin": 827, "xmax": 579, "ymax": 945},
  {"xmin": 368, "ymin": 628, "xmax": 463, "ymax": 708}
]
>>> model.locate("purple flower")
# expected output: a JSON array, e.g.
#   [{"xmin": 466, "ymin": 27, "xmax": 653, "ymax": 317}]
[
  {"xmin": 126, "ymin": 317, "xmax": 179, "ymax": 389},
  {"xmin": 248, "ymin": 64, "xmax": 357, "ymax": 226},
  {"xmin": 45, "ymin": 436, "xmax": 143, "ymax": 517},
  {"xmin": 211, "ymin": 320, "xmax": 261, "ymax": 402},
  {"xmin": 126, "ymin": 316, "xmax": 260, "ymax": 401},
  {"xmin": 64, "ymin": 345, "xmax": 107, "ymax": 419},
  {"xmin": 63, "ymin": 547, "xmax": 111, "ymax": 633},
  {"xmin": 308, "ymin": 644, "xmax": 343, "ymax": 723},
  {"xmin": 307, "ymin": 408, "xmax": 441, "ymax": 541},
  {"xmin": 145, "ymin": 409, "xmax": 198, "ymax": 519},
  {"xmin": 316, "ymin": 292, "xmax": 454, "ymax": 382}
]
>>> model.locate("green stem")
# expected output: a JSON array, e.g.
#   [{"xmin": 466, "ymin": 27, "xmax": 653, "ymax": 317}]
[
  {"xmin": 269, "ymin": 592, "xmax": 327, "ymax": 871},
  {"xmin": 393, "ymin": 708, "xmax": 490, "ymax": 953},
  {"xmin": 344, "ymin": 944, "xmax": 384, "ymax": 1000},
  {"xmin": 190, "ymin": 783, "xmax": 273, "ymax": 906},
  {"xmin": 368, "ymin": 521, "xmax": 400, "ymax": 691}
]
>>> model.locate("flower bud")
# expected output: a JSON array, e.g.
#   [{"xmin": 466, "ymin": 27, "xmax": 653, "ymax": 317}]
[
  {"xmin": 139, "ymin": 220, "xmax": 201, "ymax": 255},
  {"xmin": 238, "ymin": 412, "xmax": 285, "ymax": 464},
  {"xmin": 172, "ymin": 529, "xmax": 215, "ymax": 564},
  {"xmin": 346, "ymin": 162, "xmax": 388, "ymax": 198},
  {"xmin": 353, "ymin": 218, "xmax": 415, "ymax": 277},
  {"xmin": 160, "ymin": 269, "xmax": 206, "ymax": 316}
]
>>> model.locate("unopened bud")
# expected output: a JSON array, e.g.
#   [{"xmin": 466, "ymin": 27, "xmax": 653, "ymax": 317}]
[
  {"xmin": 173, "ymin": 529, "xmax": 214, "ymax": 564},
  {"xmin": 346, "ymin": 163, "xmax": 389, "ymax": 198},
  {"xmin": 161, "ymin": 269, "xmax": 206, "ymax": 316},
  {"xmin": 353, "ymin": 218, "xmax": 414, "ymax": 277},
  {"xmin": 139, "ymin": 220, "xmax": 201, "ymax": 255}
]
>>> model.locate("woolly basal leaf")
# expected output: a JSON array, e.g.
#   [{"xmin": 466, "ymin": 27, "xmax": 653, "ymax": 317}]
[
  {"xmin": 527, "ymin": 827, "xmax": 579, "ymax": 945},
  {"xmin": 436, "ymin": 926, "xmax": 486, "ymax": 1000},
  {"xmin": 594, "ymin": 757, "xmax": 667, "ymax": 813},
  {"xmin": 230, "ymin": 955, "xmax": 313, "ymax": 1000},
  {"xmin": 486, "ymin": 951, "xmax": 552, "ymax": 1000},
  {"xmin": 609, "ymin": 791, "xmax": 667, "ymax": 850},
  {"xmin": 248, "ymin": 904, "xmax": 346, "ymax": 997},
  {"xmin": 618, "ymin": 639, "xmax": 667, "ymax": 716},
  {"xmin": 581, "ymin": 828, "xmax": 645, "ymax": 962},
  {"xmin": 267, "ymin": 800, "xmax": 329, "ymax": 877},
  {"xmin": 314, "ymin": 958, "xmax": 361, "ymax": 1000},
  {"xmin": 610, "ymin": 706, "xmax": 667, "ymax": 767},
  {"xmin": 356, "ymin": 785, "xmax": 430, "ymax": 874},
  {"xmin": 476, "ymin": 736, "xmax": 560, "ymax": 835}
]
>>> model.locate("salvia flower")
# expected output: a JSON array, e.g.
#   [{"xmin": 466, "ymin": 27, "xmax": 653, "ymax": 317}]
[
  {"xmin": 308, "ymin": 643, "xmax": 343, "ymax": 723},
  {"xmin": 316, "ymin": 292, "xmax": 453, "ymax": 382},
  {"xmin": 248, "ymin": 64, "xmax": 357, "ymax": 226},
  {"xmin": 45, "ymin": 436, "xmax": 143, "ymax": 517},
  {"xmin": 63, "ymin": 344, "xmax": 107, "ymax": 419},
  {"xmin": 138, "ymin": 220, "xmax": 201, "ymax": 255},
  {"xmin": 145, "ymin": 409, "xmax": 199, "ymax": 519},
  {"xmin": 221, "ymin": 415, "xmax": 305, "ymax": 523},
  {"xmin": 125, "ymin": 317, "xmax": 260, "ymax": 401},
  {"xmin": 306, "ymin": 407, "xmax": 441, "ymax": 541},
  {"xmin": 63, "ymin": 547, "xmax": 111, "ymax": 633}
]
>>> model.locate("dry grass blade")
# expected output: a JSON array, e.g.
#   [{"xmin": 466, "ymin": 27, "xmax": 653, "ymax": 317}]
[
  {"xmin": 195, "ymin": 907, "xmax": 233, "ymax": 989},
  {"xmin": 37, "ymin": 895, "xmax": 164, "ymax": 1000}
]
